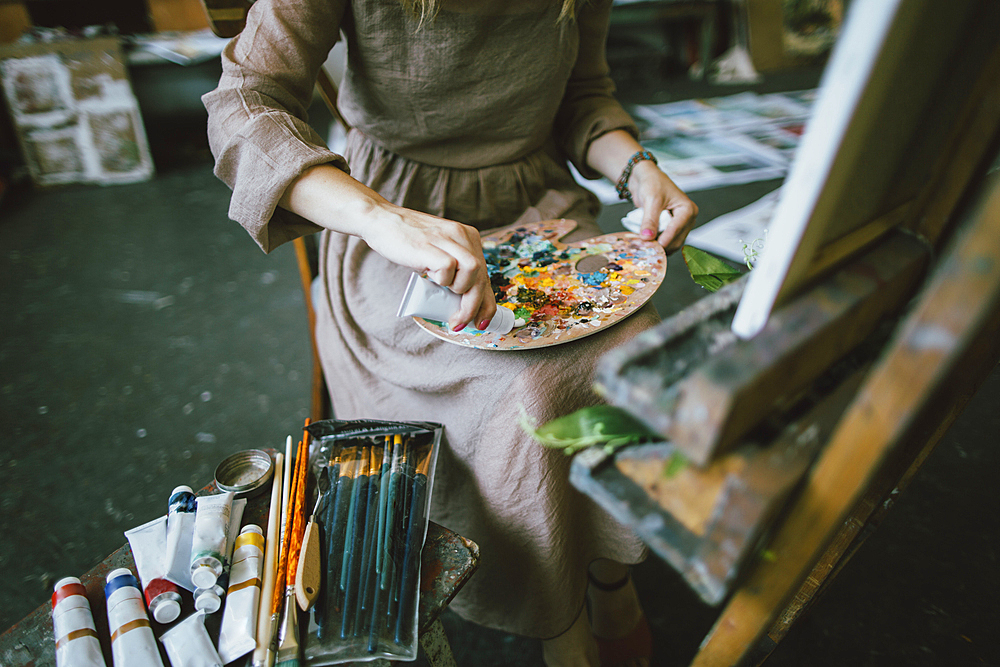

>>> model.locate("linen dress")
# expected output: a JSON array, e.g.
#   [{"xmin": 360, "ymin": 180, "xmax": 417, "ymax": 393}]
[{"xmin": 204, "ymin": 0, "xmax": 656, "ymax": 638}]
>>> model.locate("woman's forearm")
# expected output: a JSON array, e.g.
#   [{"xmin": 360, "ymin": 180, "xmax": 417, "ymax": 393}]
[
  {"xmin": 278, "ymin": 163, "xmax": 498, "ymax": 331},
  {"xmin": 278, "ymin": 163, "xmax": 400, "ymax": 238}
]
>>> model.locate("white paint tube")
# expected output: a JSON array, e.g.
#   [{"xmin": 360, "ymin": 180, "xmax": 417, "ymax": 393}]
[
  {"xmin": 225, "ymin": 498, "xmax": 248, "ymax": 571},
  {"xmin": 397, "ymin": 272, "xmax": 515, "ymax": 333},
  {"xmin": 620, "ymin": 207, "xmax": 673, "ymax": 236},
  {"xmin": 104, "ymin": 568, "xmax": 164, "ymax": 667},
  {"xmin": 192, "ymin": 497, "xmax": 247, "ymax": 615},
  {"xmin": 217, "ymin": 525, "xmax": 265, "ymax": 664},
  {"xmin": 52, "ymin": 576, "xmax": 107, "ymax": 667},
  {"xmin": 124, "ymin": 515, "xmax": 182, "ymax": 624},
  {"xmin": 165, "ymin": 485, "xmax": 197, "ymax": 591},
  {"xmin": 159, "ymin": 610, "xmax": 224, "ymax": 667},
  {"xmin": 190, "ymin": 491, "xmax": 234, "ymax": 590}
]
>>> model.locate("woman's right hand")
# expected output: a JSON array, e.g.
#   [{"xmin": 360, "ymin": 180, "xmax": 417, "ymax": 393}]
[
  {"xmin": 363, "ymin": 203, "xmax": 497, "ymax": 333},
  {"xmin": 279, "ymin": 163, "xmax": 496, "ymax": 332}
]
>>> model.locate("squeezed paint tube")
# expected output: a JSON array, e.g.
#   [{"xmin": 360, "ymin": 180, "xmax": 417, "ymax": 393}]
[
  {"xmin": 190, "ymin": 490, "xmax": 234, "ymax": 590},
  {"xmin": 104, "ymin": 568, "xmax": 164, "ymax": 667},
  {"xmin": 217, "ymin": 524, "xmax": 265, "ymax": 664},
  {"xmin": 397, "ymin": 272, "xmax": 515, "ymax": 333},
  {"xmin": 124, "ymin": 515, "xmax": 182, "ymax": 624},
  {"xmin": 52, "ymin": 576, "xmax": 107, "ymax": 667},
  {"xmin": 159, "ymin": 610, "xmax": 224, "ymax": 667},
  {"xmin": 165, "ymin": 485, "xmax": 197, "ymax": 591},
  {"xmin": 620, "ymin": 207, "xmax": 672, "ymax": 236}
]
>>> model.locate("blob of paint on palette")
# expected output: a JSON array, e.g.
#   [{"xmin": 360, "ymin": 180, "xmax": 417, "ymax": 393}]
[{"xmin": 412, "ymin": 219, "xmax": 667, "ymax": 350}]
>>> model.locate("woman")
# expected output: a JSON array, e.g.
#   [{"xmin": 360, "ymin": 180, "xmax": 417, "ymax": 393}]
[{"xmin": 204, "ymin": 1, "xmax": 697, "ymax": 664}]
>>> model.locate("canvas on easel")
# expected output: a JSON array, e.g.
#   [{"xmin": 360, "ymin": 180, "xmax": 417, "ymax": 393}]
[{"xmin": 731, "ymin": 0, "xmax": 998, "ymax": 338}]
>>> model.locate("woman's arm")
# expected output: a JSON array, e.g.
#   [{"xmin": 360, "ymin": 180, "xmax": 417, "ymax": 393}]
[
  {"xmin": 586, "ymin": 130, "xmax": 698, "ymax": 253},
  {"xmin": 278, "ymin": 164, "xmax": 497, "ymax": 333},
  {"xmin": 205, "ymin": 0, "xmax": 496, "ymax": 332}
]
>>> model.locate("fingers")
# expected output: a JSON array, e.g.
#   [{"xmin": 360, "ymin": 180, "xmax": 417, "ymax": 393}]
[
  {"xmin": 657, "ymin": 200, "xmax": 698, "ymax": 254},
  {"xmin": 448, "ymin": 284, "xmax": 497, "ymax": 333}
]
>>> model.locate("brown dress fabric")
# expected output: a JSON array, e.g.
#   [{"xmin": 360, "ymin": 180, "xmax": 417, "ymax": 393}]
[{"xmin": 204, "ymin": 0, "xmax": 656, "ymax": 638}]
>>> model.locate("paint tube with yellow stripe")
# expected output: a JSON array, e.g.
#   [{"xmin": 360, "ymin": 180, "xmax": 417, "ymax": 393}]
[{"xmin": 218, "ymin": 524, "xmax": 266, "ymax": 664}]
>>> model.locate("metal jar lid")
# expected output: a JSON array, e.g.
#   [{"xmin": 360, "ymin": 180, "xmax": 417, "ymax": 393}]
[{"xmin": 214, "ymin": 449, "xmax": 273, "ymax": 498}]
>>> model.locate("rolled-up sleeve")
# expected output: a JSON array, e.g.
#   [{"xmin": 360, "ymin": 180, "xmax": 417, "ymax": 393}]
[
  {"xmin": 203, "ymin": 0, "xmax": 350, "ymax": 253},
  {"xmin": 554, "ymin": 0, "xmax": 638, "ymax": 180}
]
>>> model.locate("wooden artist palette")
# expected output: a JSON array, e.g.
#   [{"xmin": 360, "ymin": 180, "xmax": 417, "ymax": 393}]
[{"xmin": 413, "ymin": 219, "xmax": 666, "ymax": 350}]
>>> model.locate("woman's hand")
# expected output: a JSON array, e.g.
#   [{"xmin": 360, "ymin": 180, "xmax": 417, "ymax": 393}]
[
  {"xmin": 627, "ymin": 160, "xmax": 698, "ymax": 254},
  {"xmin": 279, "ymin": 163, "xmax": 496, "ymax": 332},
  {"xmin": 363, "ymin": 204, "xmax": 497, "ymax": 332},
  {"xmin": 586, "ymin": 130, "xmax": 699, "ymax": 254}
]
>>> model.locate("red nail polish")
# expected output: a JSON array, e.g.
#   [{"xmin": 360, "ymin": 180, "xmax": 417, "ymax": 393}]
[
  {"xmin": 452, "ymin": 322, "xmax": 467, "ymax": 332},
  {"xmin": 478, "ymin": 320, "xmax": 490, "ymax": 330},
  {"xmin": 641, "ymin": 229, "xmax": 655, "ymax": 239}
]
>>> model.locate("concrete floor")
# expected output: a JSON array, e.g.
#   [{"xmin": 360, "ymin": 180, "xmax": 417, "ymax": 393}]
[{"xmin": 1, "ymin": 53, "xmax": 998, "ymax": 667}]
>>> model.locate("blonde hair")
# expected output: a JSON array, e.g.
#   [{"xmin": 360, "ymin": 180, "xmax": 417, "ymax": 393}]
[{"xmin": 400, "ymin": 0, "xmax": 578, "ymax": 25}]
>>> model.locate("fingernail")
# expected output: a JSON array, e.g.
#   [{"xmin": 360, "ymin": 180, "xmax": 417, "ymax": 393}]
[
  {"xmin": 478, "ymin": 320, "xmax": 490, "ymax": 330},
  {"xmin": 452, "ymin": 322, "xmax": 468, "ymax": 332},
  {"xmin": 641, "ymin": 229, "xmax": 655, "ymax": 240}
]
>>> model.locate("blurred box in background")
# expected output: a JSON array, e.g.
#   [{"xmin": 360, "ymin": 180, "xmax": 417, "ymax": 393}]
[{"xmin": 0, "ymin": 35, "xmax": 154, "ymax": 187}]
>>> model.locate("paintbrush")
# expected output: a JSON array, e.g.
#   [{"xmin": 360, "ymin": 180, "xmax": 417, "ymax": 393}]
[
  {"xmin": 357, "ymin": 442, "xmax": 383, "ymax": 639},
  {"xmin": 252, "ymin": 451, "xmax": 283, "ymax": 667},
  {"xmin": 295, "ymin": 419, "xmax": 323, "ymax": 613},
  {"xmin": 366, "ymin": 436, "xmax": 392, "ymax": 652},
  {"xmin": 319, "ymin": 445, "xmax": 354, "ymax": 640},
  {"xmin": 276, "ymin": 434, "xmax": 310, "ymax": 667},
  {"xmin": 386, "ymin": 437, "xmax": 412, "ymax": 631},
  {"xmin": 264, "ymin": 436, "xmax": 295, "ymax": 666},
  {"xmin": 380, "ymin": 435, "xmax": 403, "ymax": 594},
  {"xmin": 394, "ymin": 437, "xmax": 431, "ymax": 644},
  {"xmin": 340, "ymin": 439, "xmax": 370, "ymax": 639}
]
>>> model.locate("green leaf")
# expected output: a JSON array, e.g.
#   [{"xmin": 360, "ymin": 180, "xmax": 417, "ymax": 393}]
[
  {"xmin": 662, "ymin": 451, "xmax": 689, "ymax": 478},
  {"xmin": 520, "ymin": 404, "xmax": 658, "ymax": 456},
  {"xmin": 682, "ymin": 246, "xmax": 743, "ymax": 293}
]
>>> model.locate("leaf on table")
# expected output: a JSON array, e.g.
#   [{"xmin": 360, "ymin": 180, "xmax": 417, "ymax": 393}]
[{"xmin": 682, "ymin": 245, "xmax": 743, "ymax": 292}]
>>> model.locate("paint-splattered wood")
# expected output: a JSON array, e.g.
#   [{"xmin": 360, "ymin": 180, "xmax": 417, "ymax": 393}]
[
  {"xmin": 690, "ymin": 168, "xmax": 1000, "ymax": 667},
  {"xmin": 414, "ymin": 219, "xmax": 666, "ymax": 350},
  {"xmin": 0, "ymin": 477, "xmax": 478, "ymax": 667},
  {"xmin": 597, "ymin": 230, "xmax": 930, "ymax": 467},
  {"xmin": 572, "ymin": 364, "xmax": 867, "ymax": 605}
]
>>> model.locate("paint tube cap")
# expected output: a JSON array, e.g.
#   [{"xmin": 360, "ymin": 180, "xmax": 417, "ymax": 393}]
[
  {"xmin": 149, "ymin": 592, "xmax": 182, "ymax": 624},
  {"xmin": 106, "ymin": 568, "xmax": 133, "ymax": 584},
  {"xmin": 191, "ymin": 564, "xmax": 219, "ymax": 590},
  {"xmin": 193, "ymin": 587, "xmax": 221, "ymax": 614},
  {"xmin": 54, "ymin": 576, "xmax": 81, "ymax": 591},
  {"xmin": 482, "ymin": 305, "xmax": 515, "ymax": 334}
]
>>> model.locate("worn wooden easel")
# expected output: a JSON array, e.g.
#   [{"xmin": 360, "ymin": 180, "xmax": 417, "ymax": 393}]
[{"xmin": 573, "ymin": 0, "xmax": 1000, "ymax": 664}]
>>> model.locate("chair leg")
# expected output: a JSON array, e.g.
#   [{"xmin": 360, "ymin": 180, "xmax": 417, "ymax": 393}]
[{"xmin": 418, "ymin": 618, "xmax": 458, "ymax": 667}]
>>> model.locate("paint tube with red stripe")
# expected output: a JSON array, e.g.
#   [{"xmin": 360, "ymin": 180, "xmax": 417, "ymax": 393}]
[
  {"xmin": 217, "ymin": 524, "xmax": 265, "ymax": 664},
  {"xmin": 52, "ymin": 577, "xmax": 106, "ymax": 667},
  {"xmin": 104, "ymin": 568, "xmax": 164, "ymax": 667},
  {"xmin": 124, "ymin": 515, "xmax": 182, "ymax": 624}
]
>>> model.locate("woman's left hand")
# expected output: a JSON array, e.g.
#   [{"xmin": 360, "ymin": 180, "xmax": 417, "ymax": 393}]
[{"xmin": 627, "ymin": 160, "xmax": 698, "ymax": 254}]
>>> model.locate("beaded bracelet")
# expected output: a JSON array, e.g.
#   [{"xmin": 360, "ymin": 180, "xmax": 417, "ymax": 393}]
[{"xmin": 615, "ymin": 149, "xmax": 657, "ymax": 202}]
